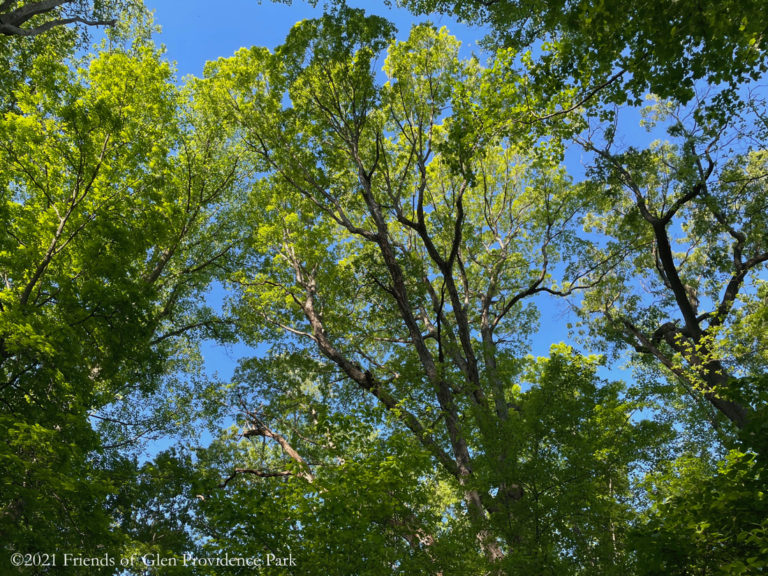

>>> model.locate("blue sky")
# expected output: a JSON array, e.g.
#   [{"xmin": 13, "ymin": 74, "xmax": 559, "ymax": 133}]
[{"xmin": 150, "ymin": 0, "xmax": 484, "ymax": 79}]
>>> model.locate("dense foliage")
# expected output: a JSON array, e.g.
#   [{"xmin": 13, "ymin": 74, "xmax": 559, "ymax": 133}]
[
  {"xmin": 396, "ymin": 0, "xmax": 768, "ymax": 105},
  {"xmin": 1, "ymin": 1, "xmax": 766, "ymax": 575},
  {"xmin": 1, "ymin": 11, "xmax": 240, "ymax": 571},
  {"xmin": 0, "ymin": 0, "xmax": 139, "ymax": 38}
]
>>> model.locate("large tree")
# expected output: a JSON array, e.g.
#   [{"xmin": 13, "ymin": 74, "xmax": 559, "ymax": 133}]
[
  {"xmin": 194, "ymin": 10, "xmax": 659, "ymax": 573},
  {"xmin": 396, "ymin": 0, "xmax": 768, "ymax": 443},
  {"xmin": 575, "ymin": 96, "xmax": 768, "ymax": 437},
  {"xmin": 2, "ymin": 3, "xmax": 764, "ymax": 574},
  {"xmin": 0, "ymin": 30, "xmax": 240, "ymax": 566},
  {"xmin": 571, "ymin": 91, "xmax": 768, "ymax": 576}
]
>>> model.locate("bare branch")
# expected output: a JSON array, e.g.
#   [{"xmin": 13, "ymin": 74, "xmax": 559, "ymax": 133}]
[{"xmin": 219, "ymin": 468, "xmax": 294, "ymax": 489}]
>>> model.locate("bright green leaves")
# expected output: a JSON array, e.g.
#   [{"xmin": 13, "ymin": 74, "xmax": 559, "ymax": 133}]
[
  {"xmin": 0, "ymin": 42, "xmax": 175, "ymax": 393},
  {"xmin": 0, "ymin": 24, "xmax": 241, "ymax": 565},
  {"xmin": 199, "ymin": 13, "xmax": 653, "ymax": 574},
  {"xmin": 207, "ymin": 19, "xmax": 589, "ymax": 357},
  {"xmin": 479, "ymin": 346, "xmax": 661, "ymax": 574},
  {"xmin": 1, "ymin": 2, "xmax": 762, "ymax": 573},
  {"xmin": 631, "ymin": 449, "xmax": 768, "ymax": 575},
  {"xmin": 383, "ymin": 25, "xmax": 468, "ymax": 162},
  {"xmin": 399, "ymin": 0, "xmax": 768, "ymax": 108},
  {"xmin": 278, "ymin": 6, "xmax": 394, "ymax": 117},
  {"xmin": 0, "ymin": 412, "xmax": 119, "ymax": 568},
  {"xmin": 576, "ymin": 91, "xmax": 768, "ymax": 435},
  {"xmin": 189, "ymin": 351, "xmax": 459, "ymax": 575}
]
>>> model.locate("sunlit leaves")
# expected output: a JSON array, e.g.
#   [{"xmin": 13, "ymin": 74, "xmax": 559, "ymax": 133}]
[{"xmin": 0, "ymin": 27, "xmax": 240, "ymax": 561}]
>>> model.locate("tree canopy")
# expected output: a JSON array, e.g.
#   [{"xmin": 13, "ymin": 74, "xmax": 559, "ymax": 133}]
[
  {"xmin": 397, "ymin": 0, "xmax": 768, "ymax": 105},
  {"xmin": 1, "ymin": 13, "xmax": 241, "ymax": 568},
  {"xmin": 1, "ymin": 2, "xmax": 766, "ymax": 575},
  {"xmin": 0, "ymin": 0, "xmax": 135, "ymax": 38}
]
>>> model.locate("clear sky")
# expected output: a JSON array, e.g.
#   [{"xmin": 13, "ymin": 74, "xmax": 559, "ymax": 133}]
[{"xmin": 149, "ymin": 0, "xmax": 485, "ymax": 79}]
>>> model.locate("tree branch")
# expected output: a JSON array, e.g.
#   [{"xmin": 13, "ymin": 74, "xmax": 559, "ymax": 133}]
[{"xmin": 218, "ymin": 468, "xmax": 294, "ymax": 489}]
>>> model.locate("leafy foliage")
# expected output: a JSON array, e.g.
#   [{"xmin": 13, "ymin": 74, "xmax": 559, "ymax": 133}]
[
  {"xmin": 0, "ymin": 0, "xmax": 141, "ymax": 38},
  {"xmin": 0, "ymin": 22, "xmax": 239, "ymax": 570},
  {"xmin": 630, "ymin": 449, "xmax": 768, "ymax": 575},
  {"xmin": 1, "ymin": 2, "xmax": 766, "ymax": 575},
  {"xmin": 191, "ymin": 11, "xmax": 661, "ymax": 573},
  {"xmin": 396, "ymin": 0, "xmax": 768, "ymax": 106}
]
